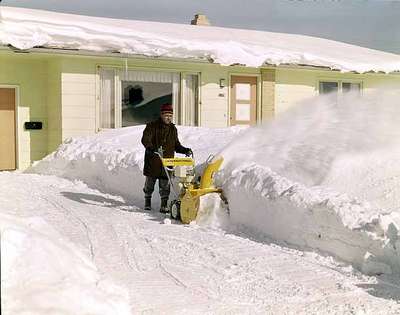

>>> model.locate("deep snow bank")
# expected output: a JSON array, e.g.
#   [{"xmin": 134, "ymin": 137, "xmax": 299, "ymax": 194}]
[
  {"xmin": 31, "ymin": 91, "xmax": 400, "ymax": 275},
  {"xmin": 30, "ymin": 126, "xmax": 245, "ymax": 208},
  {"xmin": 1, "ymin": 213, "xmax": 130, "ymax": 315},
  {"xmin": 221, "ymin": 164, "xmax": 400, "ymax": 275}
]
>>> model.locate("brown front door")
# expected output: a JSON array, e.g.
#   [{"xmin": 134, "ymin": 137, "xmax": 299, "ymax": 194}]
[
  {"xmin": 0, "ymin": 88, "xmax": 16, "ymax": 170},
  {"xmin": 230, "ymin": 76, "xmax": 257, "ymax": 126}
]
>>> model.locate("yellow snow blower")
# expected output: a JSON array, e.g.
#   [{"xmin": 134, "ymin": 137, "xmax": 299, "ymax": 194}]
[{"xmin": 156, "ymin": 153, "xmax": 225, "ymax": 223}]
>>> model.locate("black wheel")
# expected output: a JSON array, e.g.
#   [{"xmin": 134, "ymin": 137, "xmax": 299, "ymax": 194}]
[{"xmin": 170, "ymin": 200, "xmax": 181, "ymax": 220}]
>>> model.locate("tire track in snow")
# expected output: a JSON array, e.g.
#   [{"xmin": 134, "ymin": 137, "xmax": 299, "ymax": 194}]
[
  {"xmin": 37, "ymin": 195, "xmax": 96, "ymax": 260},
  {"xmin": 2, "ymin": 172, "xmax": 400, "ymax": 314}
]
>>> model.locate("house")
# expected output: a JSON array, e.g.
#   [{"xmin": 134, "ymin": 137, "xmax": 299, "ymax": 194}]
[{"xmin": 1, "ymin": 6, "xmax": 400, "ymax": 171}]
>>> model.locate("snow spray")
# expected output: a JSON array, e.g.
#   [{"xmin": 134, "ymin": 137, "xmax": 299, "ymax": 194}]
[
  {"xmin": 218, "ymin": 89, "xmax": 400, "ymax": 275},
  {"xmin": 222, "ymin": 89, "xmax": 400, "ymax": 187}
]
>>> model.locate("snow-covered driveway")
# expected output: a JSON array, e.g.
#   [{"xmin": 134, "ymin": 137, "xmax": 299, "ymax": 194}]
[{"xmin": 2, "ymin": 171, "xmax": 400, "ymax": 314}]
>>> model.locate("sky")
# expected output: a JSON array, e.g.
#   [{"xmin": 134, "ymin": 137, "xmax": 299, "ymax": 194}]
[{"xmin": 2, "ymin": 0, "xmax": 400, "ymax": 54}]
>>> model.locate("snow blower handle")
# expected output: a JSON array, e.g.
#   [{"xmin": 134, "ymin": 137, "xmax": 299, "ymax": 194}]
[
  {"xmin": 185, "ymin": 148, "xmax": 194, "ymax": 158},
  {"xmin": 157, "ymin": 146, "xmax": 164, "ymax": 157},
  {"xmin": 206, "ymin": 154, "xmax": 215, "ymax": 164}
]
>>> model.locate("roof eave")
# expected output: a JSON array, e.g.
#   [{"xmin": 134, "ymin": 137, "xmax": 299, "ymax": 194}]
[
  {"xmin": 1, "ymin": 45, "xmax": 400, "ymax": 75},
  {"xmin": 261, "ymin": 63, "xmax": 400, "ymax": 75},
  {"xmin": 0, "ymin": 45, "xmax": 212, "ymax": 64}
]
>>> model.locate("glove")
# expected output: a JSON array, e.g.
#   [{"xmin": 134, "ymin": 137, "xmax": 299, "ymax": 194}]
[
  {"xmin": 145, "ymin": 147, "xmax": 156, "ymax": 156},
  {"xmin": 185, "ymin": 148, "xmax": 193, "ymax": 157}
]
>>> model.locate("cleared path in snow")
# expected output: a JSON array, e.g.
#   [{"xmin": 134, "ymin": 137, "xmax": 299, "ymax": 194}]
[{"xmin": 2, "ymin": 172, "xmax": 400, "ymax": 314}]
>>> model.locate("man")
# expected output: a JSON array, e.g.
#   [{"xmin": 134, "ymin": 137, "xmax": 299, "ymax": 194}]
[{"xmin": 141, "ymin": 103, "xmax": 192, "ymax": 213}]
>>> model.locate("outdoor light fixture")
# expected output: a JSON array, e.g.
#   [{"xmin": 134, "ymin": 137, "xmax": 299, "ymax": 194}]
[{"xmin": 219, "ymin": 78, "xmax": 226, "ymax": 88}]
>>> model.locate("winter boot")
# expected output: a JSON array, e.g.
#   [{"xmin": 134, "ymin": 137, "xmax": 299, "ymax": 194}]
[
  {"xmin": 144, "ymin": 197, "xmax": 151, "ymax": 211},
  {"xmin": 159, "ymin": 198, "xmax": 169, "ymax": 214}
]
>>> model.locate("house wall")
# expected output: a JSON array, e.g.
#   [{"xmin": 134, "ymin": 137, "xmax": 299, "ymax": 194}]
[
  {"xmin": 274, "ymin": 68, "xmax": 318, "ymax": 115},
  {"xmin": 274, "ymin": 67, "xmax": 400, "ymax": 115},
  {"xmin": 0, "ymin": 53, "xmax": 49, "ymax": 169},
  {"xmin": 200, "ymin": 64, "xmax": 230, "ymax": 128},
  {"xmin": 60, "ymin": 58, "xmax": 97, "ymax": 139},
  {"xmin": 261, "ymin": 69, "xmax": 275, "ymax": 122},
  {"xmin": 57, "ymin": 55, "xmax": 260, "ymax": 134},
  {"xmin": 2, "ymin": 50, "xmax": 400, "ymax": 170},
  {"xmin": 47, "ymin": 59, "xmax": 62, "ymax": 152}
]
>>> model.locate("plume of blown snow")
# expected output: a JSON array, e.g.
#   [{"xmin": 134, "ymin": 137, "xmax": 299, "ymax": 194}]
[
  {"xmin": 219, "ymin": 89, "xmax": 400, "ymax": 275},
  {"xmin": 222, "ymin": 90, "xmax": 400, "ymax": 188}
]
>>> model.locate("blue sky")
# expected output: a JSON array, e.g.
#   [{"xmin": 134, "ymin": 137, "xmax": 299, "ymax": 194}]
[{"xmin": 2, "ymin": 0, "xmax": 400, "ymax": 54}]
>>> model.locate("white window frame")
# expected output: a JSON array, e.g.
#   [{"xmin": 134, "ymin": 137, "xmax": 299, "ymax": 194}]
[
  {"xmin": 181, "ymin": 72, "xmax": 201, "ymax": 126},
  {"xmin": 97, "ymin": 66, "xmax": 187, "ymax": 130}
]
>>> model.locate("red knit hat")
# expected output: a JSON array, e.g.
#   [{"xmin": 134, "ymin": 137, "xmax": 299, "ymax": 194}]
[{"xmin": 160, "ymin": 103, "xmax": 173, "ymax": 114}]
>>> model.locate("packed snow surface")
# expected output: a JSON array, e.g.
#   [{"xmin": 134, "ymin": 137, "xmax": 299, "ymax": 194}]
[
  {"xmin": 2, "ymin": 173, "xmax": 400, "ymax": 314},
  {"xmin": 31, "ymin": 91, "xmax": 400, "ymax": 278},
  {"xmin": 1, "ymin": 6, "xmax": 400, "ymax": 73},
  {"xmin": 1, "ymin": 194, "xmax": 130, "ymax": 314}
]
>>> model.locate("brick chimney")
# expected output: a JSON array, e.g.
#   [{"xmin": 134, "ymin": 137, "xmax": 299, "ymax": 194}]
[{"xmin": 191, "ymin": 14, "xmax": 211, "ymax": 26}]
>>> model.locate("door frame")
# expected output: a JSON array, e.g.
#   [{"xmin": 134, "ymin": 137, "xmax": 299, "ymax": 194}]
[
  {"xmin": 229, "ymin": 74, "xmax": 259, "ymax": 126},
  {"xmin": 180, "ymin": 72, "xmax": 201, "ymax": 126},
  {"xmin": 0, "ymin": 85, "xmax": 19, "ymax": 170}
]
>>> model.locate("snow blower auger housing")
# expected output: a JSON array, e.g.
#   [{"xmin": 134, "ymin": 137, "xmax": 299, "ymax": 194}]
[{"xmin": 157, "ymin": 154, "xmax": 224, "ymax": 224}]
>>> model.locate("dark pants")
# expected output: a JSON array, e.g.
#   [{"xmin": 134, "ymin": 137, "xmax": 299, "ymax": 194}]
[{"xmin": 143, "ymin": 176, "xmax": 170, "ymax": 200}]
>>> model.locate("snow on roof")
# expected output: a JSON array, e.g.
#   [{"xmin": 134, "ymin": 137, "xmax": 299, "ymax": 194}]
[{"xmin": 1, "ymin": 6, "xmax": 400, "ymax": 73}]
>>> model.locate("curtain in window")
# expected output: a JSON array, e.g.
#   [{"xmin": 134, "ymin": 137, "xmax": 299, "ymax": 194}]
[
  {"xmin": 119, "ymin": 70, "xmax": 177, "ymax": 83},
  {"xmin": 100, "ymin": 68, "xmax": 115, "ymax": 128},
  {"xmin": 183, "ymin": 74, "xmax": 199, "ymax": 126}
]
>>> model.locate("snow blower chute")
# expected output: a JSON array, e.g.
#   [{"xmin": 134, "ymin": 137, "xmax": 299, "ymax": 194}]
[{"xmin": 155, "ymin": 153, "xmax": 225, "ymax": 223}]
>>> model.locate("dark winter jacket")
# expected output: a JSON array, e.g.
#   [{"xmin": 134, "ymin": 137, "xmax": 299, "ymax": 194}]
[{"xmin": 141, "ymin": 118, "xmax": 189, "ymax": 178}]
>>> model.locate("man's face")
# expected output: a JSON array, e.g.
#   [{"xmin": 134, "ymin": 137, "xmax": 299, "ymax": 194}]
[{"xmin": 161, "ymin": 112, "xmax": 173, "ymax": 125}]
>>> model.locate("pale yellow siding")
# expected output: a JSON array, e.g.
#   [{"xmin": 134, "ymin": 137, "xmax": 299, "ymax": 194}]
[
  {"xmin": 0, "ymin": 53, "xmax": 49, "ymax": 169},
  {"xmin": 47, "ymin": 59, "xmax": 62, "ymax": 152},
  {"xmin": 60, "ymin": 59, "xmax": 97, "ymax": 139},
  {"xmin": 275, "ymin": 68, "xmax": 318, "ymax": 115},
  {"xmin": 261, "ymin": 69, "xmax": 276, "ymax": 122},
  {"xmin": 274, "ymin": 67, "xmax": 400, "ymax": 115},
  {"xmin": 363, "ymin": 74, "xmax": 400, "ymax": 91},
  {"xmin": 200, "ymin": 65, "xmax": 229, "ymax": 128},
  {"xmin": 2, "ymin": 49, "xmax": 400, "ymax": 170}
]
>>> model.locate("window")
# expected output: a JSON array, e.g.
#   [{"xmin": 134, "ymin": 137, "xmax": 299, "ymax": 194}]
[
  {"xmin": 319, "ymin": 80, "xmax": 362, "ymax": 95},
  {"xmin": 121, "ymin": 78, "xmax": 176, "ymax": 127},
  {"xmin": 342, "ymin": 82, "xmax": 361, "ymax": 94},
  {"xmin": 99, "ymin": 68, "xmax": 116, "ymax": 128},
  {"xmin": 319, "ymin": 81, "xmax": 338, "ymax": 95},
  {"xmin": 100, "ymin": 68, "xmax": 199, "ymax": 129}
]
